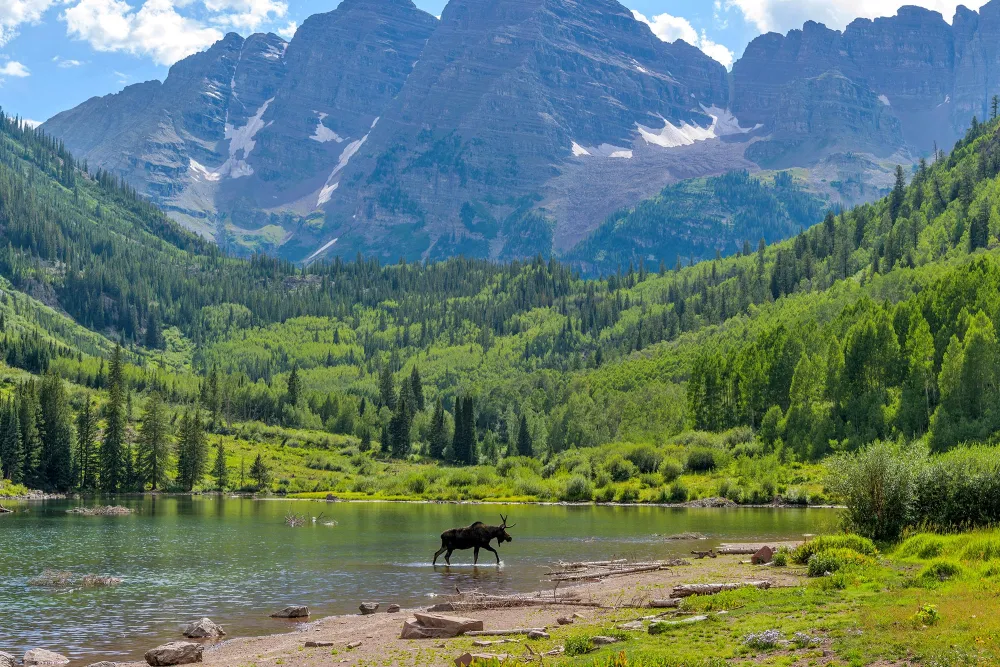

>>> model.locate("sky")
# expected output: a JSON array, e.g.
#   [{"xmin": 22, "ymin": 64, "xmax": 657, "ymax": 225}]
[{"xmin": 0, "ymin": 0, "xmax": 992, "ymax": 125}]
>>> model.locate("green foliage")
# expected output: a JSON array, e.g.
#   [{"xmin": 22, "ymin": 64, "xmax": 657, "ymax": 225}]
[
  {"xmin": 686, "ymin": 449, "xmax": 717, "ymax": 472},
  {"xmin": 912, "ymin": 603, "xmax": 941, "ymax": 627},
  {"xmin": 807, "ymin": 547, "xmax": 875, "ymax": 577},
  {"xmin": 792, "ymin": 535, "xmax": 878, "ymax": 564}
]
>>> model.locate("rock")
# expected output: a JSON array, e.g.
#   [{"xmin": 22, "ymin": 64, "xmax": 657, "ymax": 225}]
[
  {"xmin": 359, "ymin": 602, "xmax": 379, "ymax": 615},
  {"xmin": 346, "ymin": 642, "xmax": 362, "ymax": 649},
  {"xmin": 556, "ymin": 616, "xmax": 574, "ymax": 625},
  {"xmin": 592, "ymin": 636, "xmax": 619, "ymax": 646},
  {"xmin": 400, "ymin": 613, "xmax": 484, "ymax": 639},
  {"xmin": 86, "ymin": 662, "xmax": 117, "ymax": 667},
  {"xmin": 182, "ymin": 618, "xmax": 226, "ymax": 639},
  {"xmin": 572, "ymin": 612, "xmax": 585, "ymax": 619},
  {"xmin": 455, "ymin": 654, "xmax": 510, "ymax": 667},
  {"xmin": 751, "ymin": 546, "xmax": 774, "ymax": 565},
  {"xmin": 143, "ymin": 642, "xmax": 203, "ymax": 666},
  {"xmin": 304, "ymin": 641, "xmax": 334, "ymax": 648},
  {"xmin": 0, "ymin": 651, "xmax": 16, "ymax": 667},
  {"xmin": 526, "ymin": 630, "xmax": 550, "ymax": 640},
  {"xmin": 24, "ymin": 649, "xmax": 70, "ymax": 666},
  {"xmin": 270, "ymin": 605, "xmax": 309, "ymax": 618},
  {"xmin": 617, "ymin": 621, "xmax": 644, "ymax": 631},
  {"xmin": 649, "ymin": 616, "xmax": 709, "ymax": 634},
  {"xmin": 386, "ymin": 604, "xmax": 401, "ymax": 613},
  {"xmin": 426, "ymin": 602, "xmax": 455, "ymax": 612}
]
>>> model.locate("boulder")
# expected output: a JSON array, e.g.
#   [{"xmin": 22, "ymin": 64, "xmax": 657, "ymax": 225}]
[
  {"xmin": 400, "ymin": 613, "xmax": 484, "ymax": 639},
  {"xmin": 527, "ymin": 630, "xmax": 550, "ymax": 640},
  {"xmin": 386, "ymin": 604, "xmax": 401, "ymax": 613},
  {"xmin": 0, "ymin": 652, "xmax": 16, "ymax": 667},
  {"xmin": 86, "ymin": 663, "xmax": 118, "ymax": 667},
  {"xmin": 556, "ymin": 616, "xmax": 574, "ymax": 625},
  {"xmin": 182, "ymin": 618, "xmax": 226, "ymax": 639},
  {"xmin": 346, "ymin": 642, "xmax": 362, "ymax": 649},
  {"xmin": 24, "ymin": 649, "xmax": 70, "ymax": 666},
  {"xmin": 592, "ymin": 636, "xmax": 619, "ymax": 645},
  {"xmin": 454, "ymin": 654, "xmax": 510, "ymax": 667},
  {"xmin": 751, "ymin": 546, "xmax": 774, "ymax": 565},
  {"xmin": 270, "ymin": 605, "xmax": 309, "ymax": 618},
  {"xmin": 143, "ymin": 642, "xmax": 203, "ymax": 666},
  {"xmin": 304, "ymin": 641, "xmax": 334, "ymax": 648},
  {"xmin": 359, "ymin": 602, "xmax": 379, "ymax": 615},
  {"xmin": 617, "ymin": 621, "xmax": 644, "ymax": 631}
]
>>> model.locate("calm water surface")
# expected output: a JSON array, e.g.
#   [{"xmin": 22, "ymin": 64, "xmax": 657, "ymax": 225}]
[{"xmin": 0, "ymin": 497, "xmax": 839, "ymax": 664}]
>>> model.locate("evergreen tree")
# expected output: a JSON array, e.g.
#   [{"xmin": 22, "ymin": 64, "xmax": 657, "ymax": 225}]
[
  {"xmin": 100, "ymin": 345, "xmax": 128, "ymax": 492},
  {"xmin": 378, "ymin": 363, "xmax": 396, "ymax": 410},
  {"xmin": 145, "ymin": 309, "xmax": 163, "ymax": 349},
  {"xmin": 452, "ymin": 397, "xmax": 466, "ymax": 463},
  {"xmin": 176, "ymin": 408, "xmax": 208, "ymax": 491},
  {"xmin": 137, "ymin": 392, "xmax": 170, "ymax": 490},
  {"xmin": 889, "ymin": 165, "xmax": 906, "ymax": 222},
  {"xmin": 970, "ymin": 205, "xmax": 990, "ymax": 251},
  {"xmin": 17, "ymin": 382, "xmax": 42, "ymax": 488},
  {"xmin": 204, "ymin": 366, "xmax": 221, "ymax": 423},
  {"xmin": 387, "ymin": 389, "xmax": 412, "ymax": 458},
  {"xmin": 0, "ymin": 399, "xmax": 22, "ymax": 483},
  {"xmin": 410, "ymin": 366, "xmax": 425, "ymax": 412},
  {"xmin": 39, "ymin": 372, "xmax": 74, "ymax": 491},
  {"xmin": 75, "ymin": 399, "xmax": 98, "ymax": 491},
  {"xmin": 286, "ymin": 365, "xmax": 301, "ymax": 407},
  {"xmin": 211, "ymin": 440, "xmax": 229, "ymax": 491},
  {"xmin": 428, "ymin": 397, "xmax": 447, "ymax": 459},
  {"xmin": 249, "ymin": 452, "xmax": 270, "ymax": 491},
  {"xmin": 516, "ymin": 413, "xmax": 533, "ymax": 457}
]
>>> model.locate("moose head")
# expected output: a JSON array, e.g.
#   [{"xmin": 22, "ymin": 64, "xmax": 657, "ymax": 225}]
[{"xmin": 496, "ymin": 514, "xmax": 515, "ymax": 543}]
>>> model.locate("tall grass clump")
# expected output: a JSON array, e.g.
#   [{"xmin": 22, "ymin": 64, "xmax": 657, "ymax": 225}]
[{"xmin": 792, "ymin": 535, "xmax": 878, "ymax": 564}]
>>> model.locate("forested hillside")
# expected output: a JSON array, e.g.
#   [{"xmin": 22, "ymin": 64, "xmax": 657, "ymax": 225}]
[{"xmin": 5, "ymin": 108, "xmax": 1000, "ymax": 505}]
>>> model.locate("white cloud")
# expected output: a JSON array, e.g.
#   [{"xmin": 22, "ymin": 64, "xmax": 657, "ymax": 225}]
[
  {"xmin": 633, "ymin": 9, "xmax": 735, "ymax": 68},
  {"xmin": 726, "ymin": 0, "xmax": 990, "ymax": 35},
  {"xmin": 203, "ymin": 0, "xmax": 285, "ymax": 31},
  {"xmin": 63, "ymin": 0, "xmax": 224, "ymax": 65},
  {"xmin": 53, "ymin": 56, "xmax": 84, "ymax": 67},
  {"xmin": 275, "ymin": 19, "xmax": 295, "ymax": 39},
  {"xmin": 23, "ymin": 118, "xmax": 41, "ymax": 127},
  {"xmin": 0, "ymin": 0, "xmax": 55, "ymax": 45},
  {"xmin": 0, "ymin": 60, "xmax": 29, "ymax": 76}
]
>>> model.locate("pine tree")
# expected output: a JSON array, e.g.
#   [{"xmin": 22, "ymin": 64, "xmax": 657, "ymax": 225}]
[
  {"xmin": 286, "ymin": 365, "xmax": 301, "ymax": 407},
  {"xmin": 387, "ymin": 390, "xmax": 412, "ymax": 458},
  {"xmin": 428, "ymin": 397, "xmax": 447, "ymax": 459},
  {"xmin": 452, "ymin": 397, "xmax": 466, "ymax": 463},
  {"xmin": 970, "ymin": 206, "xmax": 990, "ymax": 251},
  {"xmin": 211, "ymin": 440, "xmax": 229, "ymax": 491},
  {"xmin": 0, "ymin": 399, "xmax": 22, "ymax": 483},
  {"xmin": 176, "ymin": 408, "xmax": 208, "ymax": 491},
  {"xmin": 75, "ymin": 399, "xmax": 98, "ymax": 490},
  {"xmin": 410, "ymin": 366, "xmax": 425, "ymax": 412},
  {"xmin": 516, "ymin": 413, "xmax": 533, "ymax": 457},
  {"xmin": 145, "ymin": 309, "xmax": 163, "ymax": 349},
  {"xmin": 204, "ymin": 366, "xmax": 221, "ymax": 423},
  {"xmin": 249, "ymin": 452, "xmax": 270, "ymax": 491},
  {"xmin": 889, "ymin": 165, "xmax": 906, "ymax": 222},
  {"xmin": 39, "ymin": 372, "xmax": 74, "ymax": 491},
  {"xmin": 100, "ymin": 345, "xmax": 128, "ymax": 492},
  {"xmin": 18, "ymin": 382, "xmax": 42, "ymax": 488},
  {"xmin": 378, "ymin": 363, "xmax": 396, "ymax": 410},
  {"xmin": 137, "ymin": 392, "xmax": 170, "ymax": 490}
]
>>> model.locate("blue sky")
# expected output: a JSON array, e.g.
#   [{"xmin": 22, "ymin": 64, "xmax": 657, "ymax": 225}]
[{"xmin": 0, "ymin": 0, "xmax": 989, "ymax": 124}]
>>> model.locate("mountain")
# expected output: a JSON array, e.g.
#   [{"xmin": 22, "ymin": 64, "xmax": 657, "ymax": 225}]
[{"xmin": 40, "ymin": 0, "xmax": 1000, "ymax": 266}]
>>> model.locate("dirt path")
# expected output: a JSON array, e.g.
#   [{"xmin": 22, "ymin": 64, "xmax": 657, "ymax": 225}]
[{"xmin": 118, "ymin": 553, "xmax": 806, "ymax": 667}]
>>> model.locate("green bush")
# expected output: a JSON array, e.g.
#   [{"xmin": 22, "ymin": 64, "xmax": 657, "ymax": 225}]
[
  {"xmin": 772, "ymin": 549, "xmax": 788, "ymax": 567},
  {"xmin": 564, "ymin": 635, "xmax": 592, "ymax": 656},
  {"xmin": 912, "ymin": 603, "xmax": 940, "ymax": 627},
  {"xmin": 807, "ymin": 547, "xmax": 874, "ymax": 577},
  {"xmin": 604, "ymin": 456, "xmax": 639, "ymax": 482},
  {"xmin": 596, "ymin": 485, "xmax": 616, "ymax": 502},
  {"xmin": 686, "ymin": 448, "xmax": 717, "ymax": 472},
  {"xmin": 561, "ymin": 474, "xmax": 593, "ymax": 502},
  {"xmin": 918, "ymin": 559, "xmax": 966, "ymax": 583},
  {"xmin": 617, "ymin": 483, "xmax": 640, "ymax": 503},
  {"xmin": 658, "ymin": 458, "xmax": 683, "ymax": 483},
  {"xmin": 625, "ymin": 444, "xmax": 664, "ymax": 474},
  {"xmin": 722, "ymin": 426, "xmax": 755, "ymax": 448},
  {"xmin": 668, "ymin": 481, "xmax": 688, "ymax": 503},
  {"xmin": 792, "ymin": 535, "xmax": 878, "ymax": 564}
]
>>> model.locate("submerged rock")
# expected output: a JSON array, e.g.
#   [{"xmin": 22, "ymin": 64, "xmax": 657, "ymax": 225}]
[
  {"xmin": 182, "ymin": 618, "xmax": 225, "ymax": 639},
  {"xmin": 144, "ymin": 642, "xmax": 203, "ymax": 666},
  {"xmin": 270, "ymin": 605, "xmax": 309, "ymax": 618},
  {"xmin": 24, "ymin": 649, "xmax": 70, "ymax": 666}
]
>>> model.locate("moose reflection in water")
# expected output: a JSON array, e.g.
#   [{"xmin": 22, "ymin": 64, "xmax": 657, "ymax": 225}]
[{"xmin": 433, "ymin": 515, "xmax": 515, "ymax": 566}]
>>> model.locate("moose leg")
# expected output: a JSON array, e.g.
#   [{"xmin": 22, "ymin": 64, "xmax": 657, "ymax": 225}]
[
  {"xmin": 445, "ymin": 549, "xmax": 454, "ymax": 566},
  {"xmin": 484, "ymin": 545, "xmax": 501, "ymax": 565},
  {"xmin": 473, "ymin": 547, "xmax": 480, "ymax": 565},
  {"xmin": 433, "ymin": 546, "xmax": 448, "ymax": 566}
]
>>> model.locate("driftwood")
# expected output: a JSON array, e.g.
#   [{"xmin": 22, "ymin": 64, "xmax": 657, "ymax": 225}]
[
  {"xmin": 648, "ymin": 598, "xmax": 681, "ymax": 608},
  {"xmin": 0, "ymin": 505, "xmax": 12, "ymax": 514},
  {"xmin": 548, "ymin": 563, "xmax": 667, "ymax": 582},
  {"xmin": 557, "ymin": 559, "xmax": 628, "ymax": 569},
  {"xmin": 545, "ymin": 559, "xmax": 684, "ymax": 583},
  {"xmin": 670, "ymin": 581, "xmax": 772, "ymax": 598},
  {"xmin": 465, "ymin": 628, "xmax": 547, "ymax": 637},
  {"xmin": 716, "ymin": 542, "xmax": 802, "ymax": 555},
  {"xmin": 691, "ymin": 550, "xmax": 717, "ymax": 559}
]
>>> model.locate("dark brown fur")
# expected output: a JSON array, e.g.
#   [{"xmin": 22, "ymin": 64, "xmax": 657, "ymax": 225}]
[{"xmin": 432, "ymin": 515, "xmax": 514, "ymax": 565}]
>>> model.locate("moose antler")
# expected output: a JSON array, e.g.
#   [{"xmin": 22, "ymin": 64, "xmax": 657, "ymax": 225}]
[{"xmin": 500, "ymin": 514, "xmax": 516, "ymax": 529}]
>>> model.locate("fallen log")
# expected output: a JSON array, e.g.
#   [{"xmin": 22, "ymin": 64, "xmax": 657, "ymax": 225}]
[
  {"xmin": 465, "ymin": 628, "xmax": 547, "ymax": 637},
  {"xmin": 647, "ymin": 599, "xmax": 681, "ymax": 608},
  {"xmin": 691, "ymin": 550, "xmax": 717, "ymax": 559},
  {"xmin": 670, "ymin": 581, "xmax": 772, "ymax": 598},
  {"xmin": 556, "ymin": 559, "xmax": 627, "ymax": 569},
  {"xmin": 548, "ymin": 563, "xmax": 667, "ymax": 582}
]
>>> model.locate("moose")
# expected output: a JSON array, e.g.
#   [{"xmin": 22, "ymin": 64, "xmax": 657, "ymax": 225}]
[{"xmin": 432, "ymin": 515, "xmax": 515, "ymax": 566}]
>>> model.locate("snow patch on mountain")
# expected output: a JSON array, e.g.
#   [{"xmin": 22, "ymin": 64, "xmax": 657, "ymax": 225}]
[
  {"xmin": 878, "ymin": 94, "xmax": 891, "ymax": 106},
  {"xmin": 637, "ymin": 106, "xmax": 758, "ymax": 149},
  {"xmin": 306, "ymin": 237, "xmax": 339, "ymax": 263},
  {"xmin": 310, "ymin": 112, "xmax": 344, "ymax": 143},
  {"xmin": 316, "ymin": 118, "xmax": 379, "ymax": 207},
  {"xmin": 572, "ymin": 142, "xmax": 633, "ymax": 158}
]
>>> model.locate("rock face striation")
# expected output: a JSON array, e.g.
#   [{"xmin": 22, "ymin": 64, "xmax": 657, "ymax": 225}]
[{"xmin": 39, "ymin": 0, "xmax": 1000, "ymax": 265}]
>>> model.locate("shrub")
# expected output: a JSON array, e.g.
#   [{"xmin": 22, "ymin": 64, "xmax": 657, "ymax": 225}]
[
  {"xmin": 742, "ymin": 629, "xmax": 781, "ymax": 650},
  {"xmin": 561, "ymin": 474, "xmax": 594, "ymax": 502},
  {"xmin": 807, "ymin": 548, "xmax": 874, "ymax": 577},
  {"xmin": 617, "ymin": 483, "xmax": 640, "ymax": 503},
  {"xmin": 918, "ymin": 559, "xmax": 966, "ymax": 583},
  {"xmin": 826, "ymin": 440, "xmax": 924, "ymax": 540},
  {"xmin": 447, "ymin": 470, "xmax": 477, "ymax": 488},
  {"xmin": 895, "ymin": 534, "xmax": 948, "ymax": 560},
  {"xmin": 405, "ymin": 473, "xmax": 428, "ymax": 495},
  {"xmin": 686, "ymin": 448, "xmax": 717, "ymax": 472},
  {"xmin": 722, "ymin": 426, "xmax": 755, "ymax": 448},
  {"xmin": 772, "ymin": 549, "xmax": 788, "ymax": 567},
  {"xmin": 497, "ymin": 456, "xmax": 541, "ymax": 477},
  {"xmin": 658, "ymin": 458, "xmax": 683, "ymax": 483},
  {"xmin": 596, "ymin": 485, "xmax": 616, "ymax": 502},
  {"xmin": 604, "ymin": 456, "xmax": 639, "ymax": 482},
  {"xmin": 668, "ymin": 481, "xmax": 688, "ymax": 503},
  {"xmin": 625, "ymin": 445, "xmax": 664, "ymax": 474},
  {"xmin": 792, "ymin": 535, "xmax": 878, "ymax": 564},
  {"xmin": 912, "ymin": 604, "xmax": 940, "ymax": 627},
  {"xmin": 564, "ymin": 635, "xmax": 592, "ymax": 656}
]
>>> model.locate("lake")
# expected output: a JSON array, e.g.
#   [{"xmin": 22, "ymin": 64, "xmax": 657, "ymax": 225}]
[{"xmin": 0, "ymin": 497, "xmax": 839, "ymax": 664}]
